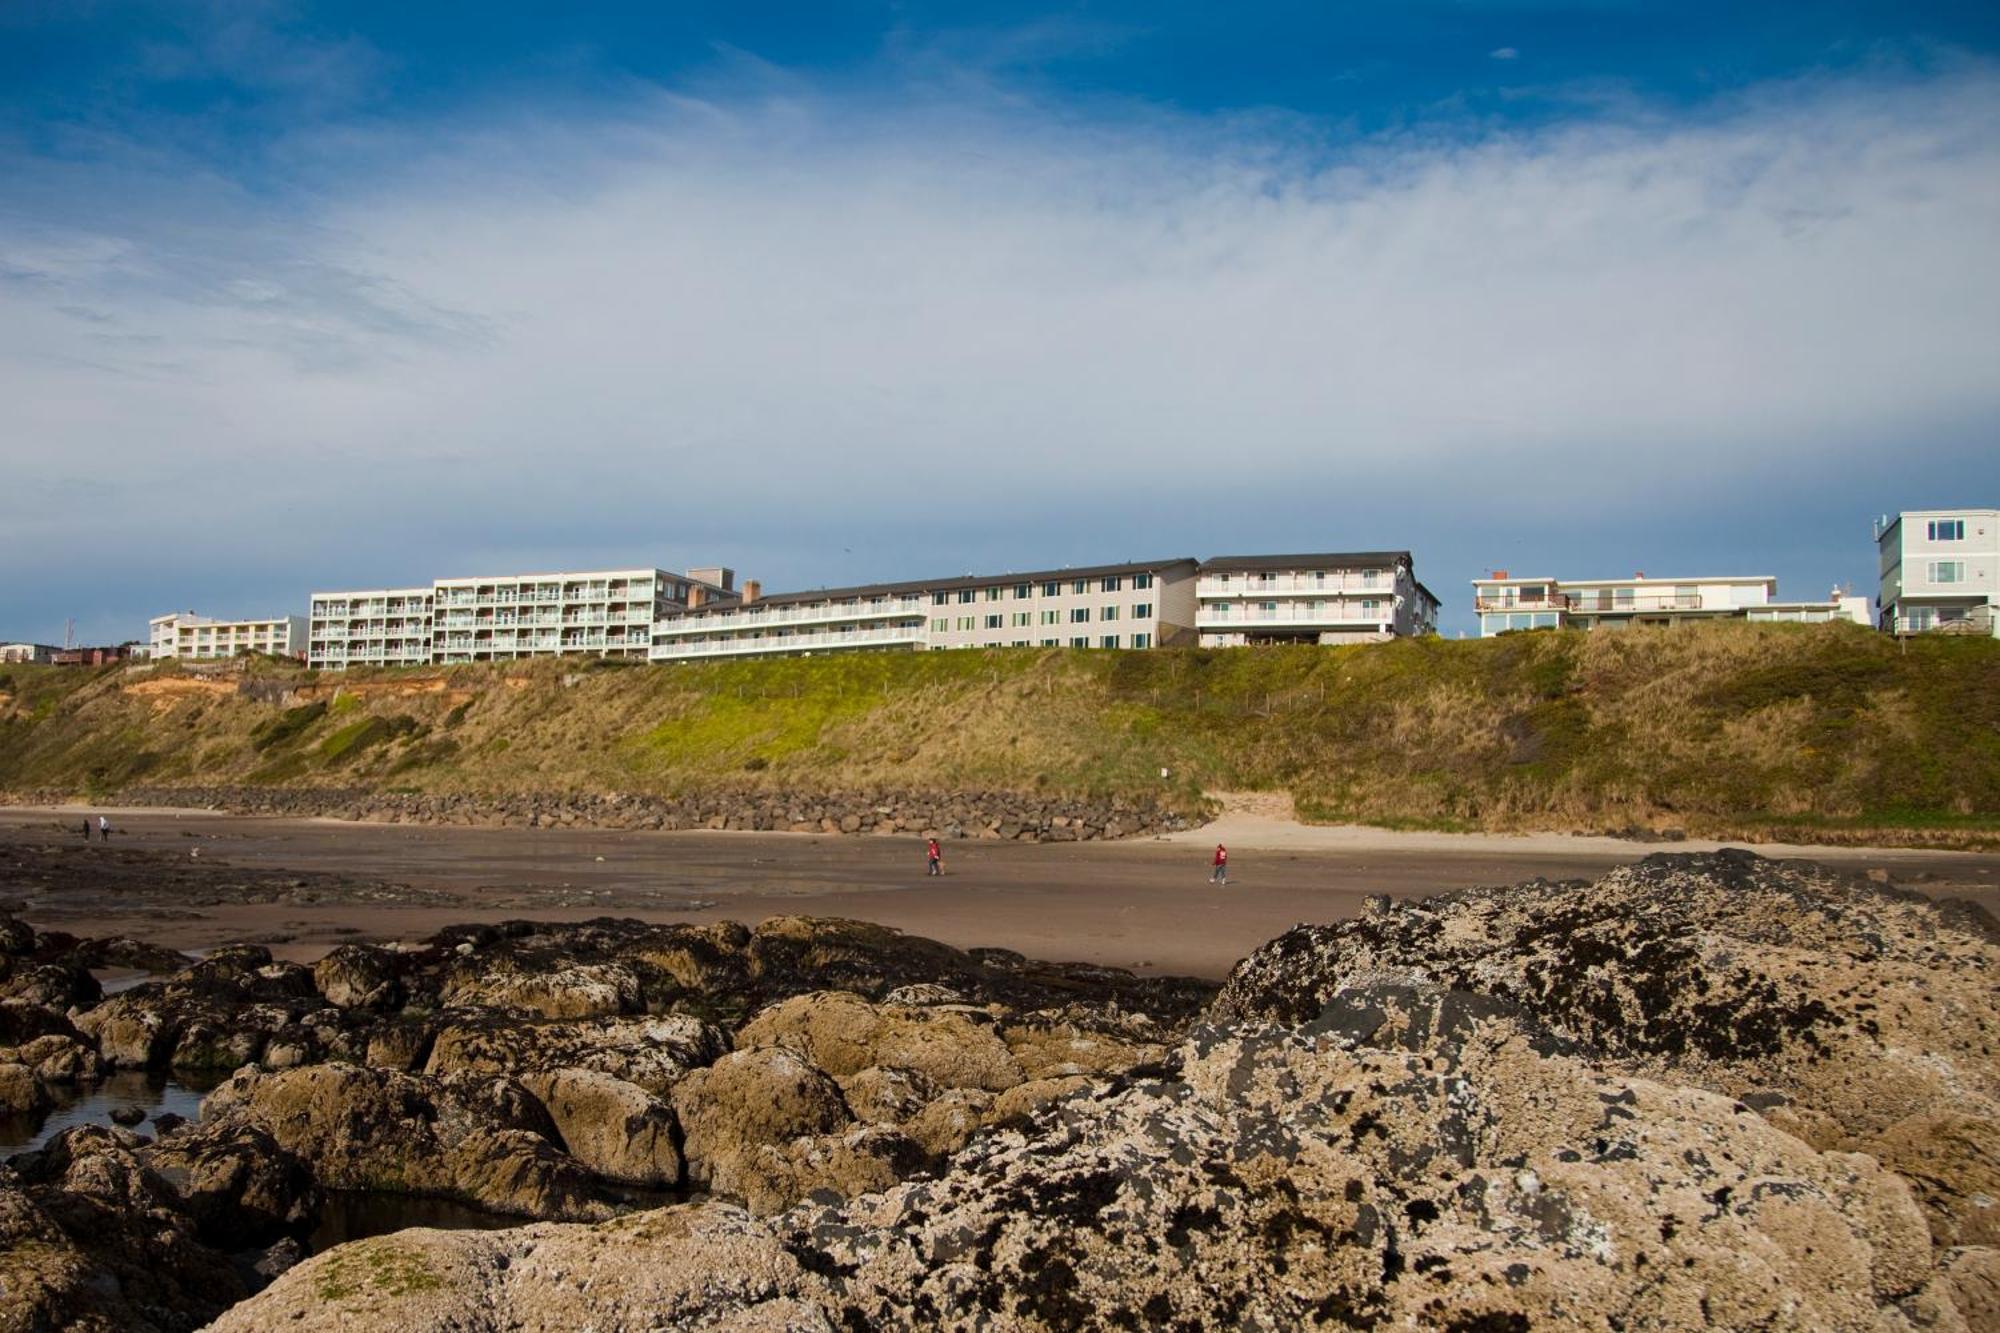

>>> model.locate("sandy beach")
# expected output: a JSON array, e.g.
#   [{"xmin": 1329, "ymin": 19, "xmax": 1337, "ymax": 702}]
[{"xmin": 6, "ymin": 803, "xmax": 1995, "ymax": 979}]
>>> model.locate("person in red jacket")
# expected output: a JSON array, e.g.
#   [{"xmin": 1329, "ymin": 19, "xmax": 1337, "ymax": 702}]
[
  {"xmin": 1210, "ymin": 843, "xmax": 1228, "ymax": 885},
  {"xmin": 926, "ymin": 837, "xmax": 943, "ymax": 877}
]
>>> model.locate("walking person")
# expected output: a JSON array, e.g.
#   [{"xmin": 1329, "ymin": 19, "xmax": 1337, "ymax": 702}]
[
  {"xmin": 926, "ymin": 837, "xmax": 943, "ymax": 877},
  {"xmin": 80, "ymin": 818, "xmax": 92, "ymax": 842},
  {"xmin": 1210, "ymin": 843, "xmax": 1228, "ymax": 885},
  {"xmin": 98, "ymin": 815, "xmax": 110, "ymax": 842}
]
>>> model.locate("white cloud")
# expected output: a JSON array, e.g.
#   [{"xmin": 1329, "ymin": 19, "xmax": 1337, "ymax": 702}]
[
  {"xmin": 1, "ymin": 66, "xmax": 1998, "ymax": 631},
  {"xmin": 1490, "ymin": 47, "xmax": 1521, "ymax": 60}
]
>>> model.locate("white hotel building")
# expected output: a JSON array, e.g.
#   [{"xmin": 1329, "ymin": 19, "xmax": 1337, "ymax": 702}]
[
  {"xmin": 1196, "ymin": 552, "xmax": 1440, "ymax": 646},
  {"xmin": 1876, "ymin": 509, "xmax": 1999, "ymax": 636},
  {"xmin": 308, "ymin": 588, "xmax": 436, "ymax": 669},
  {"xmin": 148, "ymin": 612, "xmax": 307, "ymax": 660},
  {"xmin": 1471, "ymin": 574, "xmax": 1869, "ymax": 636},
  {"xmin": 649, "ymin": 560, "xmax": 1201, "ymax": 662}
]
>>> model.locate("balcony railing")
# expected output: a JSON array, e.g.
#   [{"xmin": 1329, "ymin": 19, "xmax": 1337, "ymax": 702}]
[
  {"xmin": 1894, "ymin": 606, "xmax": 1996, "ymax": 636},
  {"xmin": 1476, "ymin": 591, "xmax": 1706, "ymax": 614},
  {"xmin": 657, "ymin": 598, "xmax": 930, "ymax": 638},
  {"xmin": 652, "ymin": 625, "xmax": 925, "ymax": 659},
  {"xmin": 1199, "ymin": 576, "xmax": 1392, "ymax": 597}
]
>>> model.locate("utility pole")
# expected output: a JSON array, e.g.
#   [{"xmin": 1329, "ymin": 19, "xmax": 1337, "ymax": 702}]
[{"xmin": 64, "ymin": 618, "xmax": 75, "ymax": 650}]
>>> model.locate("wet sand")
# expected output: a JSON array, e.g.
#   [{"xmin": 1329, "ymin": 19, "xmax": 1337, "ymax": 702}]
[{"xmin": 5, "ymin": 807, "xmax": 1996, "ymax": 979}]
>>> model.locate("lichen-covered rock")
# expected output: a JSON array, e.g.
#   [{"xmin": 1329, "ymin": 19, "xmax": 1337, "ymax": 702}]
[
  {"xmin": 200, "ymin": 1063, "xmax": 614, "ymax": 1221},
  {"xmin": 424, "ymin": 1014, "xmax": 728, "ymax": 1097},
  {"xmin": 312, "ymin": 943, "xmax": 405, "ymax": 1009},
  {"xmin": 671, "ymin": 1047, "xmax": 851, "ymax": 1203},
  {"xmin": 737, "ymin": 991, "xmax": 1024, "ymax": 1092},
  {"xmin": 520, "ymin": 1069, "xmax": 682, "ymax": 1188},
  {"xmin": 0, "ymin": 1126, "xmax": 247, "ymax": 1331},
  {"xmin": 1859, "ymin": 1113, "xmax": 2000, "ymax": 1249},
  {"xmin": 439, "ymin": 961, "xmax": 642, "ymax": 1019},
  {"xmin": 0, "ymin": 1061, "xmax": 47, "ymax": 1115},
  {"xmin": 1216, "ymin": 852, "xmax": 2000, "ymax": 1128},
  {"xmin": 141, "ymin": 1119, "xmax": 319, "ymax": 1249},
  {"xmin": 217, "ymin": 979, "xmax": 1958, "ymax": 1331}
]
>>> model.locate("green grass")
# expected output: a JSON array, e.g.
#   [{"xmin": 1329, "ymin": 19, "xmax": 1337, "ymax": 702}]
[{"xmin": 1, "ymin": 622, "xmax": 1996, "ymax": 845}]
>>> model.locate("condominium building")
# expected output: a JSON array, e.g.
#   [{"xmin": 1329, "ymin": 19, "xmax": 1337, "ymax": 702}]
[
  {"xmin": 1196, "ymin": 553, "xmax": 1439, "ymax": 646},
  {"xmin": 308, "ymin": 587, "xmax": 436, "ymax": 670},
  {"xmin": 1875, "ymin": 509, "xmax": 2000, "ymax": 636},
  {"xmin": 433, "ymin": 568, "xmax": 727, "ymax": 664},
  {"xmin": 650, "ymin": 559, "xmax": 1199, "ymax": 662},
  {"xmin": 1472, "ymin": 574, "xmax": 1868, "ymax": 636},
  {"xmin": 148, "ymin": 612, "xmax": 307, "ymax": 660}
]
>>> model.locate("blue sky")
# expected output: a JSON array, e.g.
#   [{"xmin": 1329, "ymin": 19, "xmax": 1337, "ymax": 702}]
[{"xmin": 2, "ymin": 1, "xmax": 1998, "ymax": 641}]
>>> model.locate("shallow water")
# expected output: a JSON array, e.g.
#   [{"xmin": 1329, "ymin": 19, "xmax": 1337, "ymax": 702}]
[{"xmin": 0, "ymin": 1069, "xmax": 211, "ymax": 1155}]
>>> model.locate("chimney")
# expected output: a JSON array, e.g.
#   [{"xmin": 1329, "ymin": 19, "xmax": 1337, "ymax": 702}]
[
  {"xmin": 742, "ymin": 579, "xmax": 761, "ymax": 604},
  {"xmin": 1491, "ymin": 569, "xmax": 1508, "ymax": 580}
]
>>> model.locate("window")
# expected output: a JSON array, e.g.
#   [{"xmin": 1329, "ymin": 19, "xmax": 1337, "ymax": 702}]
[
  {"xmin": 1042, "ymin": 581, "xmax": 1061, "ymax": 596},
  {"xmin": 1101, "ymin": 576, "xmax": 1123, "ymax": 592},
  {"xmin": 1041, "ymin": 609, "xmax": 1060, "ymax": 625},
  {"xmin": 1012, "ymin": 639, "xmax": 1028, "ymax": 647},
  {"xmin": 1930, "ymin": 561, "xmax": 1967, "ymax": 584},
  {"xmin": 930, "ymin": 619, "xmax": 949, "ymax": 632},
  {"xmin": 1070, "ymin": 636, "xmax": 1089, "ymax": 648},
  {"xmin": 985, "ymin": 614, "xmax": 1003, "ymax": 630},
  {"xmin": 1361, "ymin": 599, "xmax": 1381, "ymax": 612},
  {"xmin": 1362, "ymin": 569, "xmax": 1381, "ymax": 586},
  {"xmin": 958, "ymin": 616, "xmax": 975, "ymax": 631},
  {"xmin": 1132, "ymin": 632, "xmax": 1151, "ymax": 648},
  {"xmin": 1042, "ymin": 638, "xmax": 1058, "ymax": 647},
  {"xmin": 958, "ymin": 590, "xmax": 975, "ymax": 604},
  {"xmin": 1133, "ymin": 573, "xmax": 1153, "ymax": 590},
  {"xmin": 1070, "ymin": 608, "xmax": 1090, "ymax": 624},
  {"xmin": 1012, "ymin": 612, "xmax": 1030, "ymax": 627},
  {"xmin": 1015, "ymin": 583, "xmax": 1032, "ymax": 599},
  {"xmin": 1929, "ymin": 519, "xmax": 1966, "ymax": 541},
  {"xmin": 1133, "ymin": 603, "xmax": 1153, "ymax": 619},
  {"xmin": 932, "ymin": 592, "xmax": 949, "ymax": 606},
  {"xmin": 1100, "ymin": 635, "xmax": 1120, "ymax": 649},
  {"xmin": 1100, "ymin": 606, "xmax": 1119, "ymax": 621},
  {"xmin": 985, "ymin": 588, "xmax": 1002, "ymax": 602}
]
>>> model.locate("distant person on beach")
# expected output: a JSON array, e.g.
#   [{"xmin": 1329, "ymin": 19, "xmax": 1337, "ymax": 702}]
[
  {"xmin": 98, "ymin": 816, "xmax": 110, "ymax": 841},
  {"xmin": 926, "ymin": 837, "xmax": 943, "ymax": 876},
  {"xmin": 80, "ymin": 818, "xmax": 91, "ymax": 841},
  {"xmin": 1210, "ymin": 843, "xmax": 1228, "ymax": 885}
]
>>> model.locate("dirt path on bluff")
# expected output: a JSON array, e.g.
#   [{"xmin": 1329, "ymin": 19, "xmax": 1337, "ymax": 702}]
[{"xmin": 4, "ymin": 807, "xmax": 1996, "ymax": 979}]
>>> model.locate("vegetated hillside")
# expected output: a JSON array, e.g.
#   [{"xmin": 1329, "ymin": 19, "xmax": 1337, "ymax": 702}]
[{"xmin": 0, "ymin": 621, "xmax": 1995, "ymax": 844}]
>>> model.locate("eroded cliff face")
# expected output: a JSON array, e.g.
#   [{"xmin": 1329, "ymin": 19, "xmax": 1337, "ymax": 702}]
[{"xmin": 183, "ymin": 852, "xmax": 1997, "ymax": 1332}]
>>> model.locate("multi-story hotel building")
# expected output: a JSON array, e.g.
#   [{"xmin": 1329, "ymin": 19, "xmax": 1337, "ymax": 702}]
[
  {"xmin": 1876, "ymin": 509, "xmax": 1999, "ymax": 636},
  {"xmin": 1196, "ymin": 552, "xmax": 1440, "ymax": 646},
  {"xmin": 1471, "ymin": 574, "xmax": 1868, "ymax": 636},
  {"xmin": 307, "ymin": 588, "xmax": 436, "ymax": 669},
  {"xmin": 149, "ymin": 612, "xmax": 307, "ymax": 660},
  {"xmin": 650, "ymin": 559, "xmax": 1200, "ymax": 662},
  {"xmin": 432, "ymin": 568, "xmax": 727, "ymax": 664}
]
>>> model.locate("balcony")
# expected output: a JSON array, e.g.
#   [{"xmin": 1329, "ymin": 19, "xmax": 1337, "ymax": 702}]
[
  {"xmin": 1894, "ymin": 606, "xmax": 1995, "ymax": 636},
  {"xmin": 651, "ymin": 625, "xmax": 925, "ymax": 660},
  {"xmin": 1198, "ymin": 576, "xmax": 1392, "ymax": 598},
  {"xmin": 656, "ymin": 598, "xmax": 930, "ymax": 639},
  {"xmin": 1474, "ymin": 593, "xmax": 1571, "ymax": 614},
  {"xmin": 1198, "ymin": 605, "xmax": 1391, "ymax": 627}
]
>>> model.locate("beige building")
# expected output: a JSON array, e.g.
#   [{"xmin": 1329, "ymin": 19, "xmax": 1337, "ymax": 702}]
[
  {"xmin": 308, "ymin": 588, "xmax": 436, "ymax": 669},
  {"xmin": 650, "ymin": 559, "xmax": 1199, "ymax": 662},
  {"xmin": 0, "ymin": 643, "xmax": 59, "ymax": 664},
  {"xmin": 149, "ymin": 612, "xmax": 307, "ymax": 660},
  {"xmin": 1197, "ymin": 552, "xmax": 1439, "ymax": 646}
]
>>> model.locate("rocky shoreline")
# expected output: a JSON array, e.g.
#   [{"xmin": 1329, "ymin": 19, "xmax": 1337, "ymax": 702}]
[
  {"xmin": 0, "ymin": 851, "xmax": 1995, "ymax": 1330},
  {"xmin": 4, "ymin": 784, "xmax": 1200, "ymax": 841}
]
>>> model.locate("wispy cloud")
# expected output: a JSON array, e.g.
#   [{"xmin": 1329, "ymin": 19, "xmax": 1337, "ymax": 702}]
[
  {"xmin": 2, "ymin": 61, "xmax": 1997, "ymax": 637},
  {"xmin": 1490, "ymin": 47, "xmax": 1521, "ymax": 60}
]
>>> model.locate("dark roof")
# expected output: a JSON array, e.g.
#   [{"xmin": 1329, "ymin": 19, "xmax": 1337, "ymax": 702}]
[
  {"xmin": 1198, "ymin": 551, "xmax": 1411, "ymax": 574},
  {"xmin": 674, "ymin": 558, "xmax": 1199, "ymax": 618}
]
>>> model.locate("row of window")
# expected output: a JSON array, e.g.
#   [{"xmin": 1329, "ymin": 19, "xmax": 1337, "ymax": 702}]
[
  {"xmin": 931, "ymin": 605, "xmax": 1150, "ymax": 632},
  {"xmin": 930, "ymin": 573, "xmax": 1154, "ymax": 606}
]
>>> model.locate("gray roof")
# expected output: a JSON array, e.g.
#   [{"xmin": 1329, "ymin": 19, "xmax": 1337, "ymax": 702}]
[
  {"xmin": 1198, "ymin": 551, "xmax": 1411, "ymax": 574},
  {"xmin": 678, "ymin": 558, "xmax": 1199, "ymax": 618}
]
